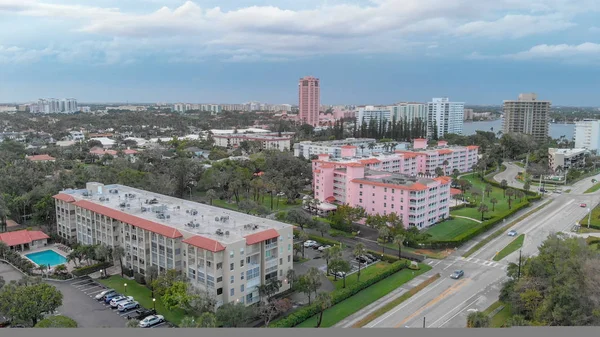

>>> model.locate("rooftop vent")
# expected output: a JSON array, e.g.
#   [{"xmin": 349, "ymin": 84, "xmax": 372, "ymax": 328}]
[{"xmin": 109, "ymin": 189, "xmax": 119, "ymax": 194}]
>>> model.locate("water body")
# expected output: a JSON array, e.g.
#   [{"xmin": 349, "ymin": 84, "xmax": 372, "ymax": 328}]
[{"xmin": 462, "ymin": 120, "xmax": 574, "ymax": 140}]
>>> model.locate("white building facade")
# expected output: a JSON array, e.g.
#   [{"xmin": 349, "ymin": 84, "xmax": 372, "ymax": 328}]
[
  {"xmin": 427, "ymin": 98, "xmax": 464, "ymax": 138},
  {"xmin": 390, "ymin": 103, "xmax": 428, "ymax": 122},
  {"xmin": 574, "ymin": 119, "xmax": 600, "ymax": 152},
  {"xmin": 357, "ymin": 106, "xmax": 392, "ymax": 126},
  {"xmin": 293, "ymin": 138, "xmax": 408, "ymax": 158}
]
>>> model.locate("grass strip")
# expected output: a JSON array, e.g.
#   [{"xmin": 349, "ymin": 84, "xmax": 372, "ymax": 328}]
[
  {"xmin": 462, "ymin": 201, "xmax": 550, "ymax": 258},
  {"xmin": 493, "ymin": 234, "xmax": 525, "ymax": 261},
  {"xmin": 584, "ymin": 182, "xmax": 600, "ymax": 194},
  {"xmin": 352, "ymin": 273, "xmax": 441, "ymax": 328}
]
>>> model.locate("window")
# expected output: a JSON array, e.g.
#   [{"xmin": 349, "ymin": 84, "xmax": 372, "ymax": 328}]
[
  {"xmin": 217, "ymin": 276, "xmax": 222, "ymax": 283},
  {"xmin": 230, "ymin": 251, "xmax": 234, "ymax": 258},
  {"xmin": 360, "ymin": 184, "xmax": 363, "ymax": 188},
  {"xmin": 384, "ymin": 203, "xmax": 387, "ymax": 207},
  {"xmin": 288, "ymin": 255, "xmax": 291, "ymax": 263},
  {"xmin": 240, "ymin": 247, "xmax": 244, "ymax": 255},
  {"xmin": 230, "ymin": 288, "xmax": 234, "ymax": 296},
  {"xmin": 372, "ymin": 193, "xmax": 375, "ymax": 197},
  {"xmin": 359, "ymin": 198, "xmax": 363, "ymax": 203},
  {"xmin": 216, "ymin": 262, "xmax": 222, "ymax": 270},
  {"xmin": 279, "ymin": 236, "xmax": 283, "ymax": 242},
  {"xmin": 230, "ymin": 275, "xmax": 234, "ymax": 284},
  {"xmin": 241, "ymin": 272, "xmax": 244, "ymax": 280},
  {"xmin": 217, "ymin": 288, "xmax": 223, "ymax": 295},
  {"xmin": 240, "ymin": 259, "xmax": 244, "ymax": 267},
  {"xmin": 240, "ymin": 284, "xmax": 245, "ymax": 292},
  {"xmin": 384, "ymin": 195, "xmax": 387, "ymax": 200},
  {"xmin": 384, "ymin": 188, "xmax": 387, "ymax": 192},
  {"xmin": 230, "ymin": 263, "xmax": 234, "ymax": 271},
  {"xmin": 288, "ymin": 243, "xmax": 291, "ymax": 251},
  {"xmin": 359, "ymin": 191, "xmax": 363, "ymax": 196},
  {"xmin": 280, "ymin": 258, "xmax": 283, "ymax": 265}
]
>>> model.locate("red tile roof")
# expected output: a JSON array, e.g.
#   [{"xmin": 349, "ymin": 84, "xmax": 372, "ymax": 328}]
[
  {"xmin": 53, "ymin": 193, "xmax": 76, "ymax": 203},
  {"xmin": 341, "ymin": 145, "xmax": 357, "ymax": 149},
  {"xmin": 183, "ymin": 235, "xmax": 226, "ymax": 252},
  {"xmin": 73, "ymin": 200, "xmax": 183, "ymax": 238},
  {"xmin": 466, "ymin": 145, "xmax": 479, "ymax": 150},
  {"xmin": 245, "ymin": 229, "xmax": 280, "ymax": 245},
  {"xmin": 123, "ymin": 149, "xmax": 138, "ymax": 155},
  {"xmin": 434, "ymin": 176, "xmax": 452, "ymax": 184},
  {"xmin": 0, "ymin": 230, "xmax": 49, "ymax": 247},
  {"xmin": 450, "ymin": 188, "xmax": 462, "ymax": 196},
  {"xmin": 437, "ymin": 149, "xmax": 453, "ymax": 155},
  {"xmin": 359, "ymin": 158, "xmax": 381, "ymax": 165},
  {"xmin": 325, "ymin": 196, "xmax": 337, "ymax": 203},
  {"xmin": 352, "ymin": 179, "xmax": 428, "ymax": 191},
  {"xmin": 26, "ymin": 154, "xmax": 55, "ymax": 161},
  {"xmin": 90, "ymin": 148, "xmax": 118, "ymax": 156}
]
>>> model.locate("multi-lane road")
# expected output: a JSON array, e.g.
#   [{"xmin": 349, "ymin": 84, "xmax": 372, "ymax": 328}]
[{"xmin": 357, "ymin": 167, "xmax": 600, "ymax": 329}]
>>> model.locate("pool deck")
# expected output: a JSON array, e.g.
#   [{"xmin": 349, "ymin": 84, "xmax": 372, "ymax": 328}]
[{"xmin": 21, "ymin": 245, "xmax": 77, "ymax": 272}]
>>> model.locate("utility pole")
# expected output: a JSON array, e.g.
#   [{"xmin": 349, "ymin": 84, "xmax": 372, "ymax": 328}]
[
  {"xmin": 423, "ymin": 317, "xmax": 426, "ymax": 328},
  {"xmin": 588, "ymin": 208, "xmax": 592, "ymax": 229},
  {"xmin": 517, "ymin": 249, "xmax": 522, "ymax": 280}
]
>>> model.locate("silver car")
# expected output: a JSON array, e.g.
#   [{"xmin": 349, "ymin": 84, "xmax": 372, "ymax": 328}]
[
  {"xmin": 139, "ymin": 315, "xmax": 164, "ymax": 328},
  {"xmin": 118, "ymin": 300, "xmax": 140, "ymax": 312},
  {"xmin": 110, "ymin": 295, "xmax": 134, "ymax": 308}
]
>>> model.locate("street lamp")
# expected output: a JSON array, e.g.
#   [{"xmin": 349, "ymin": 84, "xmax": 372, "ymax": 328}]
[
  {"xmin": 124, "ymin": 283, "xmax": 127, "ymax": 294},
  {"xmin": 152, "ymin": 298, "xmax": 156, "ymax": 310}
]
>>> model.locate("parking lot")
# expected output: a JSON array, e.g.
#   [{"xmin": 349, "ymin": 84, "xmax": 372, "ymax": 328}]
[
  {"xmin": 52, "ymin": 276, "xmax": 171, "ymax": 328},
  {"xmin": 294, "ymin": 241, "xmax": 381, "ymax": 278}
]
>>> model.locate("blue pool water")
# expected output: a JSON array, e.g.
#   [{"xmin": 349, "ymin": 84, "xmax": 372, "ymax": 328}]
[{"xmin": 25, "ymin": 250, "xmax": 68, "ymax": 267}]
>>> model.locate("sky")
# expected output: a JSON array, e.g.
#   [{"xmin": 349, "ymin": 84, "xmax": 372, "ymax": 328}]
[{"xmin": 1, "ymin": 0, "xmax": 600, "ymax": 106}]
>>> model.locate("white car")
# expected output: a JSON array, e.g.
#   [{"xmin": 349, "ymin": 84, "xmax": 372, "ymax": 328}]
[
  {"xmin": 318, "ymin": 245, "xmax": 332, "ymax": 251},
  {"xmin": 110, "ymin": 295, "xmax": 134, "ymax": 308},
  {"xmin": 303, "ymin": 240, "xmax": 317, "ymax": 248},
  {"xmin": 95, "ymin": 289, "xmax": 115, "ymax": 300},
  {"xmin": 507, "ymin": 230, "xmax": 517, "ymax": 237},
  {"xmin": 118, "ymin": 300, "xmax": 140, "ymax": 312},
  {"xmin": 139, "ymin": 315, "xmax": 165, "ymax": 328}
]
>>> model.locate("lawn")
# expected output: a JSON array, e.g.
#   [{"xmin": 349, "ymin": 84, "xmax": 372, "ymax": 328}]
[
  {"xmin": 329, "ymin": 261, "xmax": 388, "ymax": 290},
  {"xmin": 493, "ymin": 234, "xmax": 525, "ymax": 261},
  {"xmin": 296, "ymin": 263, "xmax": 432, "ymax": 328},
  {"xmin": 425, "ymin": 217, "xmax": 483, "ymax": 241},
  {"xmin": 584, "ymin": 182, "xmax": 600, "ymax": 194},
  {"xmin": 382, "ymin": 243, "xmax": 449, "ymax": 259},
  {"xmin": 483, "ymin": 301, "xmax": 513, "ymax": 328},
  {"xmin": 579, "ymin": 204, "xmax": 600, "ymax": 228},
  {"xmin": 97, "ymin": 275, "xmax": 187, "ymax": 325}
]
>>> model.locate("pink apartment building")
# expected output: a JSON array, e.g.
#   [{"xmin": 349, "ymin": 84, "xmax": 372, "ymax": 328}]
[
  {"xmin": 298, "ymin": 76, "xmax": 320, "ymax": 127},
  {"xmin": 313, "ymin": 161, "xmax": 451, "ymax": 229}
]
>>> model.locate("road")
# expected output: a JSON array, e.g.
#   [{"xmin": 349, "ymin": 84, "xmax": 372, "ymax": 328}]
[
  {"xmin": 362, "ymin": 173, "xmax": 600, "ymax": 329},
  {"xmin": 493, "ymin": 162, "xmax": 525, "ymax": 189}
]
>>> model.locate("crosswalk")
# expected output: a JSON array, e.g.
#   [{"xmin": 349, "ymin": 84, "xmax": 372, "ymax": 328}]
[{"xmin": 428, "ymin": 256, "xmax": 508, "ymax": 270}]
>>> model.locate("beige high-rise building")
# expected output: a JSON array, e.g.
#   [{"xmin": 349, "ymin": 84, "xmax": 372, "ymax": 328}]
[{"xmin": 502, "ymin": 93, "xmax": 551, "ymax": 143}]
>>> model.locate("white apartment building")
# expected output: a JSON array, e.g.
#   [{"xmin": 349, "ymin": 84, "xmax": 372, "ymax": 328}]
[
  {"xmin": 389, "ymin": 103, "xmax": 428, "ymax": 122},
  {"xmin": 54, "ymin": 183, "xmax": 294, "ymax": 308},
  {"xmin": 427, "ymin": 98, "xmax": 464, "ymax": 138},
  {"xmin": 212, "ymin": 132, "xmax": 295, "ymax": 151},
  {"xmin": 575, "ymin": 119, "xmax": 600, "ymax": 152},
  {"xmin": 357, "ymin": 106, "xmax": 392, "ymax": 126},
  {"xmin": 69, "ymin": 131, "xmax": 85, "ymax": 141},
  {"xmin": 294, "ymin": 138, "xmax": 408, "ymax": 158},
  {"xmin": 548, "ymin": 148, "xmax": 588, "ymax": 172}
]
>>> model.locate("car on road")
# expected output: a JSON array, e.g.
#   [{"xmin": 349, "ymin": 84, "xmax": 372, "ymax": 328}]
[
  {"xmin": 318, "ymin": 245, "xmax": 331, "ymax": 251},
  {"xmin": 139, "ymin": 315, "xmax": 164, "ymax": 328},
  {"xmin": 110, "ymin": 295, "xmax": 134, "ymax": 308},
  {"xmin": 95, "ymin": 289, "xmax": 115, "ymax": 301},
  {"xmin": 303, "ymin": 240, "xmax": 317, "ymax": 248},
  {"xmin": 118, "ymin": 301, "xmax": 140, "ymax": 312},
  {"xmin": 508, "ymin": 230, "xmax": 517, "ymax": 237},
  {"xmin": 539, "ymin": 188, "xmax": 547, "ymax": 193},
  {"xmin": 554, "ymin": 190, "xmax": 562, "ymax": 194},
  {"xmin": 580, "ymin": 203, "xmax": 587, "ymax": 208},
  {"xmin": 128, "ymin": 308, "xmax": 157, "ymax": 320},
  {"xmin": 103, "ymin": 292, "xmax": 121, "ymax": 303},
  {"xmin": 450, "ymin": 270, "xmax": 464, "ymax": 279}
]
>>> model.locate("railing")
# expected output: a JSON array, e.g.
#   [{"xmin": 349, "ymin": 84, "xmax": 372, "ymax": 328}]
[{"xmin": 265, "ymin": 242, "xmax": 277, "ymax": 250}]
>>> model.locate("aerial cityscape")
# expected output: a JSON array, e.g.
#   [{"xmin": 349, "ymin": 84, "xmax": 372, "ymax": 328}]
[{"xmin": 1, "ymin": 0, "xmax": 600, "ymax": 333}]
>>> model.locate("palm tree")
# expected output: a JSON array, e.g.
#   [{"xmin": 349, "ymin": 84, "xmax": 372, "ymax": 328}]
[
  {"xmin": 500, "ymin": 180, "xmax": 508, "ymax": 197},
  {"xmin": 452, "ymin": 169, "xmax": 460, "ymax": 179},
  {"xmin": 197, "ymin": 312, "xmax": 218, "ymax": 327},
  {"xmin": 367, "ymin": 142, "xmax": 375, "ymax": 153},
  {"xmin": 377, "ymin": 226, "xmax": 390, "ymax": 254},
  {"xmin": 490, "ymin": 197, "xmax": 498, "ymax": 211},
  {"xmin": 322, "ymin": 246, "xmax": 341, "ymax": 275},
  {"xmin": 477, "ymin": 203, "xmax": 489, "ymax": 221},
  {"xmin": 54, "ymin": 264, "xmax": 68, "ymax": 274},
  {"xmin": 523, "ymin": 181, "xmax": 531, "ymax": 192},
  {"xmin": 315, "ymin": 292, "xmax": 332, "ymax": 328},
  {"xmin": 353, "ymin": 243, "xmax": 366, "ymax": 282},
  {"xmin": 359, "ymin": 145, "xmax": 365, "ymax": 156},
  {"xmin": 442, "ymin": 160, "xmax": 449, "ymax": 175},
  {"xmin": 37, "ymin": 264, "xmax": 47, "ymax": 277},
  {"xmin": 484, "ymin": 184, "xmax": 492, "ymax": 197},
  {"xmin": 393, "ymin": 234, "xmax": 405, "ymax": 260},
  {"xmin": 205, "ymin": 189, "xmax": 217, "ymax": 206},
  {"xmin": 506, "ymin": 189, "xmax": 515, "ymax": 209},
  {"xmin": 112, "ymin": 246, "xmax": 125, "ymax": 277},
  {"xmin": 297, "ymin": 231, "xmax": 308, "ymax": 259},
  {"xmin": 435, "ymin": 167, "xmax": 444, "ymax": 177},
  {"xmin": 466, "ymin": 311, "xmax": 490, "ymax": 328},
  {"xmin": 0, "ymin": 241, "xmax": 8, "ymax": 259}
]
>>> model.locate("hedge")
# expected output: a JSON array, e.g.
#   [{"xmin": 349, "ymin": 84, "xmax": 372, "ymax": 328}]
[
  {"xmin": 294, "ymin": 229, "xmax": 342, "ymax": 247},
  {"xmin": 270, "ymin": 260, "xmax": 409, "ymax": 327},
  {"xmin": 586, "ymin": 236, "xmax": 600, "ymax": 245},
  {"xmin": 72, "ymin": 262, "xmax": 112, "ymax": 277}
]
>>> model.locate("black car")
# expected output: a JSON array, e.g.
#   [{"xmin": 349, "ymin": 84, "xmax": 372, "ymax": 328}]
[
  {"xmin": 128, "ymin": 308, "xmax": 157, "ymax": 320},
  {"xmin": 312, "ymin": 244, "xmax": 322, "ymax": 250},
  {"xmin": 356, "ymin": 256, "xmax": 368, "ymax": 264},
  {"xmin": 364, "ymin": 253, "xmax": 377, "ymax": 261}
]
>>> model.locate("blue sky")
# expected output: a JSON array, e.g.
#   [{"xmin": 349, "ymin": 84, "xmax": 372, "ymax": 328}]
[{"xmin": 1, "ymin": 0, "xmax": 600, "ymax": 106}]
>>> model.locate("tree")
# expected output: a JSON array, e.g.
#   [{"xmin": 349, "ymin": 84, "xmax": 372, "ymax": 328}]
[
  {"xmin": 500, "ymin": 179, "xmax": 508, "ymax": 197},
  {"xmin": 147, "ymin": 265, "xmax": 159, "ymax": 290},
  {"xmin": 435, "ymin": 167, "xmax": 444, "ymax": 177},
  {"xmin": 393, "ymin": 234, "xmax": 405, "ymax": 260},
  {"xmin": 506, "ymin": 189, "xmax": 515, "ymax": 209},
  {"xmin": 0, "ymin": 282, "xmax": 63, "ymax": 326},
  {"xmin": 466, "ymin": 311, "xmax": 490, "ymax": 328},
  {"xmin": 315, "ymin": 292, "xmax": 332, "ymax": 328},
  {"xmin": 297, "ymin": 267, "xmax": 321, "ymax": 305},
  {"xmin": 0, "ymin": 276, "xmax": 4, "ymax": 289},
  {"xmin": 477, "ymin": 203, "xmax": 489, "ymax": 221},
  {"xmin": 377, "ymin": 226, "xmax": 390, "ymax": 254},
  {"xmin": 196, "ymin": 311, "xmax": 218, "ymax": 328},
  {"xmin": 112, "ymin": 245, "xmax": 125, "ymax": 277},
  {"xmin": 322, "ymin": 245, "xmax": 342, "ymax": 275},
  {"xmin": 286, "ymin": 209, "xmax": 313, "ymax": 230},
  {"xmin": 286, "ymin": 269, "xmax": 297, "ymax": 289},
  {"xmin": 257, "ymin": 298, "xmax": 292, "ymax": 327},
  {"xmin": 353, "ymin": 243, "xmax": 367, "ymax": 282},
  {"xmin": 205, "ymin": 189, "xmax": 217, "ymax": 206},
  {"xmin": 179, "ymin": 316, "xmax": 198, "ymax": 328},
  {"xmin": 490, "ymin": 197, "xmax": 498, "ymax": 211},
  {"xmin": 161, "ymin": 281, "xmax": 192, "ymax": 311},
  {"xmin": 485, "ymin": 184, "xmax": 492, "ymax": 197},
  {"xmin": 95, "ymin": 244, "xmax": 111, "ymax": 264},
  {"xmin": 329, "ymin": 259, "xmax": 351, "ymax": 288},
  {"xmin": 34, "ymin": 315, "xmax": 77, "ymax": 328},
  {"xmin": 151, "ymin": 269, "xmax": 182, "ymax": 297},
  {"xmin": 523, "ymin": 181, "xmax": 531, "ymax": 192},
  {"xmin": 126, "ymin": 319, "xmax": 140, "ymax": 328},
  {"xmin": 297, "ymin": 231, "xmax": 309, "ymax": 258},
  {"xmin": 314, "ymin": 220, "xmax": 330, "ymax": 237},
  {"xmin": 216, "ymin": 302, "xmax": 253, "ymax": 327}
]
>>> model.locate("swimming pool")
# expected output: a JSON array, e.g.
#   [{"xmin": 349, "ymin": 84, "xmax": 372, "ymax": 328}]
[{"xmin": 25, "ymin": 250, "xmax": 68, "ymax": 267}]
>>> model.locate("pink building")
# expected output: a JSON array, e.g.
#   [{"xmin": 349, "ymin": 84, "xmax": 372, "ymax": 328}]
[
  {"xmin": 313, "ymin": 161, "xmax": 451, "ymax": 229},
  {"xmin": 298, "ymin": 76, "xmax": 320, "ymax": 126}
]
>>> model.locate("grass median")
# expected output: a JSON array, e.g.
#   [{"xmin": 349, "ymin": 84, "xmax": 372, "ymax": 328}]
[
  {"xmin": 493, "ymin": 234, "xmax": 525, "ymax": 261},
  {"xmin": 462, "ymin": 201, "xmax": 549, "ymax": 258},
  {"xmin": 585, "ymin": 182, "xmax": 600, "ymax": 194},
  {"xmin": 483, "ymin": 301, "xmax": 512, "ymax": 327},
  {"xmin": 295, "ymin": 263, "xmax": 431, "ymax": 328}
]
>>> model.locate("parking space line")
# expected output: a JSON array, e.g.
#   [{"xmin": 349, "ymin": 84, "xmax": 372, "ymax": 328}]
[
  {"xmin": 75, "ymin": 282, "xmax": 94, "ymax": 288},
  {"xmin": 81, "ymin": 285, "xmax": 100, "ymax": 293},
  {"xmin": 150, "ymin": 322, "xmax": 166, "ymax": 328},
  {"xmin": 87, "ymin": 289, "xmax": 105, "ymax": 295},
  {"xmin": 71, "ymin": 279, "xmax": 91, "ymax": 286}
]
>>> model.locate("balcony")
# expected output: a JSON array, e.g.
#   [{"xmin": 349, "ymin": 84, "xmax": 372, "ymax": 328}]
[
  {"xmin": 265, "ymin": 242, "xmax": 278, "ymax": 250},
  {"xmin": 247, "ymin": 277, "xmax": 261, "ymax": 290}
]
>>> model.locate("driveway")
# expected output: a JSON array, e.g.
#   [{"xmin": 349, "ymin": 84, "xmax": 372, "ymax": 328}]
[{"xmin": 0, "ymin": 262, "xmax": 24, "ymax": 283}]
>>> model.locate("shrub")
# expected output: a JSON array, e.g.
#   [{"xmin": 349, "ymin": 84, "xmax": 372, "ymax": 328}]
[
  {"xmin": 329, "ymin": 229, "xmax": 355, "ymax": 238},
  {"xmin": 122, "ymin": 267, "xmax": 134, "ymax": 277},
  {"xmin": 35, "ymin": 315, "xmax": 78, "ymax": 328},
  {"xmin": 134, "ymin": 272, "xmax": 146, "ymax": 285},
  {"xmin": 72, "ymin": 262, "xmax": 111, "ymax": 277},
  {"xmin": 270, "ymin": 260, "xmax": 409, "ymax": 327},
  {"xmin": 294, "ymin": 229, "xmax": 341, "ymax": 247}
]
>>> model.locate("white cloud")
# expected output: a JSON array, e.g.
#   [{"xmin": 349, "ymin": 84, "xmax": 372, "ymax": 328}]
[
  {"xmin": 0, "ymin": 45, "xmax": 57, "ymax": 63},
  {"xmin": 0, "ymin": 0, "xmax": 597, "ymax": 64},
  {"xmin": 507, "ymin": 42, "xmax": 600, "ymax": 60}
]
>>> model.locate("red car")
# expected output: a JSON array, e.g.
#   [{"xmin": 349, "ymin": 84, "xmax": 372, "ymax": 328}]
[{"xmin": 580, "ymin": 203, "xmax": 587, "ymax": 208}]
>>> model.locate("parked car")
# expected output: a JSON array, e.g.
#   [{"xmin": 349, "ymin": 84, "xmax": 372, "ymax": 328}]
[
  {"xmin": 554, "ymin": 190, "xmax": 562, "ymax": 194},
  {"xmin": 95, "ymin": 289, "xmax": 115, "ymax": 301},
  {"xmin": 104, "ymin": 292, "xmax": 121, "ymax": 303},
  {"xmin": 139, "ymin": 315, "xmax": 165, "ymax": 328},
  {"xmin": 0, "ymin": 316, "xmax": 10, "ymax": 328},
  {"xmin": 580, "ymin": 203, "xmax": 587, "ymax": 208},
  {"xmin": 312, "ymin": 244, "xmax": 322, "ymax": 250},
  {"xmin": 450, "ymin": 270, "xmax": 464, "ymax": 279},
  {"xmin": 303, "ymin": 240, "xmax": 317, "ymax": 248},
  {"xmin": 335, "ymin": 271, "xmax": 346, "ymax": 278},
  {"xmin": 128, "ymin": 308, "xmax": 157, "ymax": 320},
  {"xmin": 508, "ymin": 230, "xmax": 517, "ymax": 237},
  {"xmin": 364, "ymin": 253, "xmax": 378, "ymax": 261},
  {"xmin": 356, "ymin": 256, "xmax": 369, "ymax": 264},
  {"xmin": 318, "ymin": 245, "xmax": 331, "ymax": 251},
  {"xmin": 110, "ymin": 295, "xmax": 134, "ymax": 308},
  {"xmin": 362, "ymin": 255, "xmax": 374, "ymax": 264},
  {"xmin": 118, "ymin": 301, "xmax": 140, "ymax": 312}
]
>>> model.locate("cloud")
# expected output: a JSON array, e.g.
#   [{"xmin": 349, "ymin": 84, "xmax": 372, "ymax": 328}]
[
  {"xmin": 0, "ymin": 45, "xmax": 57, "ymax": 63},
  {"xmin": 507, "ymin": 42, "xmax": 600, "ymax": 60},
  {"xmin": 0, "ymin": 0, "xmax": 597, "ymax": 64}
]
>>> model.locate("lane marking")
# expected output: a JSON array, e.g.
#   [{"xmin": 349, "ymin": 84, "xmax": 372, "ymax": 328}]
[{"xmin": 429, "ymin": 294, "xmax": 483, "ymax": 328}]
